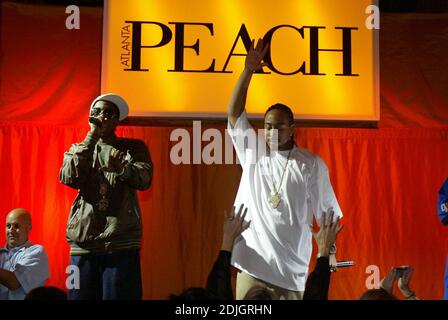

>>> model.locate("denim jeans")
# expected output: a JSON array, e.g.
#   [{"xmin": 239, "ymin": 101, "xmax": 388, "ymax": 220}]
[{"xmin": 68, "ymin": 249, "xmax": 142, "ymax": 300}]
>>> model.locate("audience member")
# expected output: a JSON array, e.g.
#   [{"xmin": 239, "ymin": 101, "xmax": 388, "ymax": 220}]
[
  {"xmin": 25, "ymin": 286, "xmax": 67, "ymax": 300},
  {"xmin": 0, "ymin": 208, "xmax": 50, "ymax": 300},
  {"xmin": 170, "ymin": 205, "xmax": 250, "ymax": 300},
  {"xmin": 360, "ymin": 266, "xmax": 419, "ymax": 300}
]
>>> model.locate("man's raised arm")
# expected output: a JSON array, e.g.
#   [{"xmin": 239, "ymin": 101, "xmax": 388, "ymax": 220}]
[{"xmin": 227, "ymin": 39, "xmax": 268, "ymax": 128}]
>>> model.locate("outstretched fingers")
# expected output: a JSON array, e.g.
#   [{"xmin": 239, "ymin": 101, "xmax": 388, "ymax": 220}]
[
  {"xmin": 255, "ymin": 38, "xmax": 263, "ymax": 52},
  {"xmin": 235, "ymin": 204, "xmax": 244, "ymax": 220},
  {"xmin": 320, "ymin": 211, "xmax": 327, "ymax": 228},
  {"xmin": 335, "ymin": 223, "xmax": 344, "ymax": 235},
  {"xmin": 249, "ymin": 39, "xmax": 255, "ymax": 52},
  {"xmin": 260, "ymin": 42, "xmax": 269, "ymax": 59},
  {"xmin": 328, "ymin": 209, "xmax": 335, "ymax": 225},
  {"xmin": 234, "ymin": 205, "xmax": 251, "ymax": 232},
  {"xmin": 223, "ymin": 208, "xmax": 230, "ymax": 221},
  {"xmin": 239, "ymin": 207, "xmax": 248, "ymax": 226}
]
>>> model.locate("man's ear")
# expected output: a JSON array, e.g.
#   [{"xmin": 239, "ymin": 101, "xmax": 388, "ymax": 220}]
[{"xmin": 289, "ymin": 123, "xmax": 295, "ymax": 137}]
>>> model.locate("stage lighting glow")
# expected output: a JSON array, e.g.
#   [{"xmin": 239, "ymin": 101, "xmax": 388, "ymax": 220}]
[{"xmin": 101, "ymin": 0, "xmax": 379, "ymax": 121}]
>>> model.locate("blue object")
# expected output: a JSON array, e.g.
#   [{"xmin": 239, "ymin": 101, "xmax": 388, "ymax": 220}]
[
  {"xmin": 438, "ymin": 178, "xmax": 448, "ymax": 226},
  {"xmin": 445, "ymin": 257, "xmax": 448, "ymax": 300},
  {"xmin": 438, "ymin": 179, "xmax": 448, "ymax": 300}
]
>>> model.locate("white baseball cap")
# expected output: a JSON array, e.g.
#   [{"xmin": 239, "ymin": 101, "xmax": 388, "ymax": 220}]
[{"xmin": 90, "ymin": 93, "xmax": 129, "ymax": 121}]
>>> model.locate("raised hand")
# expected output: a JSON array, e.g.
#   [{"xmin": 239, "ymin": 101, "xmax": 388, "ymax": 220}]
[
  {"xmin": 89, "ymin": 119, "xmax": 106, "ymax": 137},
  {"xmin": 221, "ymin": 205, "xmax": 251, "ymax": 252},
  {"xmin": 100, "ymin": 148, "xmax": 127, "ymax": 174},
  {"xmin": 245, "ymin": 38, "xmax": 269, "ymax": 73},
  {"xmin": 227, "ymin": 38, "xmax": 269, "ymax": 127},
  {"xmin": 379, "ymin": 267, "xmax": 397, "ymax": 294},
  {"xmin": 310, "ymin": 210, "xmax": 344, "ymax": 258},
  {"xmin": 397, "ymin": 266, "xmax": 417, "ymax": 299}
]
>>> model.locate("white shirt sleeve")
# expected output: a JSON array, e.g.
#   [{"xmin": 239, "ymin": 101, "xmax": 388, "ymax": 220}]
[
  {"xmin": 227, "ymin": 111, "xmax": 264, "ymax": 167},
  {"xmin": 309, "ymin": 156, "xmax": 343, "ymax": 225},
  {"xmin": 13, "ymin": 245, "xmax": 50, "ymax": 293}
]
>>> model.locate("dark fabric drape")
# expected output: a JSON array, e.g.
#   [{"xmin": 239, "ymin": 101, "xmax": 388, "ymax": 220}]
[{"xmin": 1, "ymin": 3, "xmax": 447, "ymax": 299}]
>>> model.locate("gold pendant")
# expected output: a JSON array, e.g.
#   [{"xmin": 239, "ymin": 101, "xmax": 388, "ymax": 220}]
[{"xmin": 268, "ymin": 193, "xmax": 281, "ymax": 209}]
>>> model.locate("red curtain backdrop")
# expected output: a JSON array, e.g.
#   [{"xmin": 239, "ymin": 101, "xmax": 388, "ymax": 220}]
[{"xmin": 1, "ymin": 3, "xmax": 447, "ymax": 299}]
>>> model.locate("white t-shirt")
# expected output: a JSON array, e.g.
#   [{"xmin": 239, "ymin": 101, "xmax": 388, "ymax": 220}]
[{"xmin": 228, "ymin": 112, "xmax": 342, "ymax": 291}]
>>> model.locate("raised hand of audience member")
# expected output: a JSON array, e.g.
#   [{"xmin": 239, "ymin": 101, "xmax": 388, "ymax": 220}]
[
  {"xmin": 379, "ymin": 267, "xmax": 398, "ymax": 294},
  {"xmin": 221, "ymin": 205, "xmax": 251, "ymax": 252},
  {"xmin": 310, "ymin": 210, "xmax": 344, "ymax": 258},
  {"xmin": 397, "ymin": 266, "xmax": 419, "ymax": 300}
]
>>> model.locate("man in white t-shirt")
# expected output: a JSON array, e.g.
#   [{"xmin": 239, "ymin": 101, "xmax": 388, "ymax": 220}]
[{"xmin": 227, "ymin": 39, "xmax": 343, "ymax": 300}]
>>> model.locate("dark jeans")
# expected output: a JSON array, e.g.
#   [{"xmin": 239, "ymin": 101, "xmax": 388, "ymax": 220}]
[{"xmin": 68, "ymin": 249, "xmax": 142, "ymax": 300}]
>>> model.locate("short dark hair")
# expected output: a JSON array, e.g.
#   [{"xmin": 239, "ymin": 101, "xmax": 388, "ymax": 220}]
[
  {"xmin": 264, "ymin": 103, "xmax": 294, "ymax": 125},
  {"xmin": 243, "ymin": 284, "xmax": 277, "ymax": 300},
  {"xmin": 359, "ymin": 288, "xmax": 398, "ymax": 300},
  {"xmin": 24, "ymin": 286, "xmax": 67, "ymax": 300},
  {"xmin": 169, "ymin": 287, "xmax": 217, "ymax": 300}
]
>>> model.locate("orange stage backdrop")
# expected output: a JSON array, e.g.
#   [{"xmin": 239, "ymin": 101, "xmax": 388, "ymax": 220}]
[{"xmin": 1, "ymin": 3, "xmax": 448, "ymax": 299}]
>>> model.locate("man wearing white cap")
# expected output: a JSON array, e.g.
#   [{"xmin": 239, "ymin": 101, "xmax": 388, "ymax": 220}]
[{"xmin": 59, "ymin": 93, "xmax": 153, "ymax": 300}]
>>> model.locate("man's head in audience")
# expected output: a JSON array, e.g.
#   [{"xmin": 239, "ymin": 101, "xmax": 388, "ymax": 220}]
[
  {"xmin": 5, "ymin": 208, "xmax": 32, "ymax": 250},
  {"xmin": 359, "ymin": 288, "xmax": 398, "ymax": 300},
  {"xmin": 169, "ymin": 287, "xmax": 216, "ymax": 300},
  {"xmin": 25, "ymin": 286, "xmax": 67, "ymax": 300},
  {"xmin": 243, "ymin": 284, "xmax": 278, "ymax": 300}
]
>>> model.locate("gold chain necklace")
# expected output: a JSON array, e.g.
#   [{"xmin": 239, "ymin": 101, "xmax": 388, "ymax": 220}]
[{"xmin": 268, "ymin": 148, "xmax": 292, "ymax": 209}]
